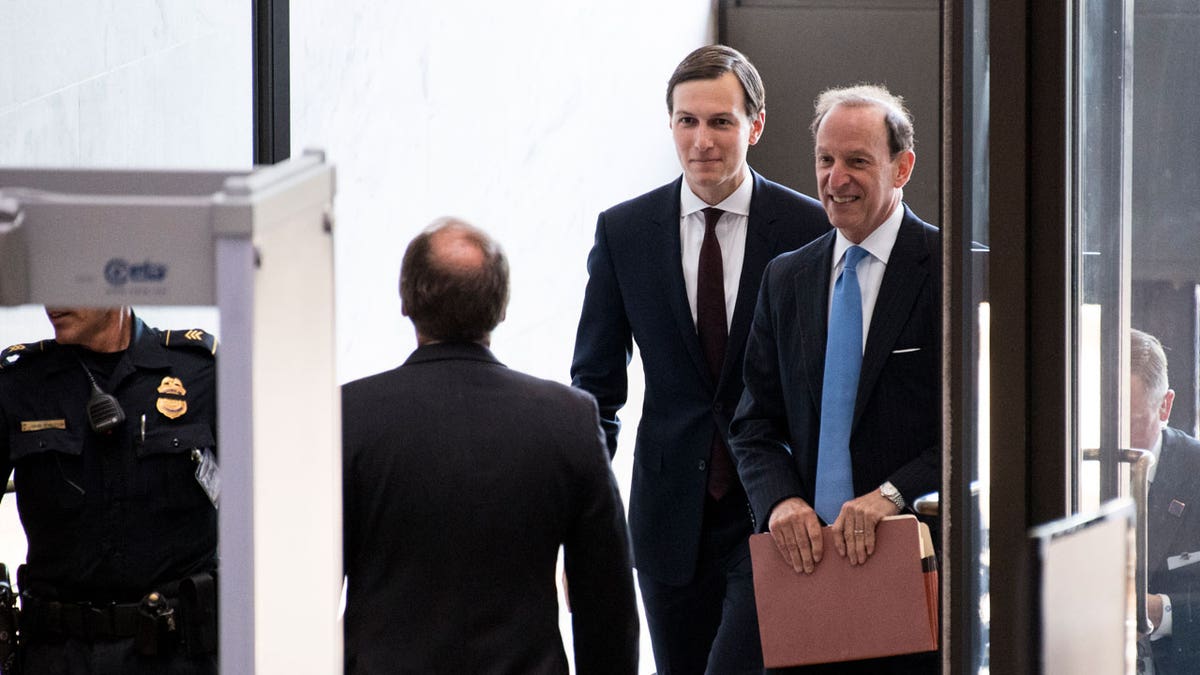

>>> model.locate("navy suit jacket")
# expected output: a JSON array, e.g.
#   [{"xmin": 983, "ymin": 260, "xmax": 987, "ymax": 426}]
[
  {"xmin": 342, "ymin": 343, "xmax": 638, "ymax": 674},
  {"xmin": 571, "ymin": 171, "xmax": 829, "ymax": 584},
  {"xmin": 730, "ymin": 206, "xmax": 941, "ymax": 531},
  {"xmin": 1148, "ymin": 426, "xmax": 1200, "ymax": 674}
]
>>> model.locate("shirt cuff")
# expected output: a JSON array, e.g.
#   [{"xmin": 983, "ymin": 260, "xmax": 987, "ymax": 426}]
[{"xmin": 1151, "ymin": 594, "xmax": 1173, "ymax": 640}]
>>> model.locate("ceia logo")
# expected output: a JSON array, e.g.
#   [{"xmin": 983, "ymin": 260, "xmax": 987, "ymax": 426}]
[{"xmin": 104, "ymin": 258, "xmax": 168, "ymax": 286}]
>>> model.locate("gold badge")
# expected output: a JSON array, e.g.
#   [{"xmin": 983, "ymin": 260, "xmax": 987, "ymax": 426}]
[
  {"xmin": 156, "ymin": 376, "xmax": 188, "ymax": 419},
  {"xmin": 20, "ymin": 419, "xmax": 66, "ymax": 432}
]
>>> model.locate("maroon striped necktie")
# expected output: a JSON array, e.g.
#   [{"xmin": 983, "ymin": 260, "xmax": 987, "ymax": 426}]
[{"xmin": 697, "ymin": 207, "xmax": 734, "ymax": 500}]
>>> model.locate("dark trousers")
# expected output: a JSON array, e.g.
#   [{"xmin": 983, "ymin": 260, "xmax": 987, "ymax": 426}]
[
  {"xmin": 639, "ymin": 490, "xmax": 762, "ymax": 675},
  {"xmin": 19, "ymin": 636, "xmax": 216, "ymax": 675}
]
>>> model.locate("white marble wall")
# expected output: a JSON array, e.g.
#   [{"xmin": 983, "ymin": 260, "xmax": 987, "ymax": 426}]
[
  {"xmin": 292, "ymin": 1, "xmax": 714, "ymax": 385},
  {"xmin": 0, "ymin": 0, "xmax": 251, "ymax": 169},
  {"xmin": 292, "ymin": 2, "xmax": 714, "ymax": 672}
]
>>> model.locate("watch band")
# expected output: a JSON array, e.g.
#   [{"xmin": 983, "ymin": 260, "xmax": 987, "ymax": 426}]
[{"xmin": 880, "ymin": 481, "xmax": 905, "ymax": 510}]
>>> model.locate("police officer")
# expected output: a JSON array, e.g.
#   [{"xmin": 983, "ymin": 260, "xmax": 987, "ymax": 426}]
[{"xmin": 0, "ymin": 306, "xmax": 218, "ymax": 674}]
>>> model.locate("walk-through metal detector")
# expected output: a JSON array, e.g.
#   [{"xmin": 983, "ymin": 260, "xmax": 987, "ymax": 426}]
[{"xmin": 0, "ymin": 150, "xmax": 341, "ymax": 674}]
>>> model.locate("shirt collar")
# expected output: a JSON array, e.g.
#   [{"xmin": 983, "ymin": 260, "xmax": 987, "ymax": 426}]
[
  {"xmin": 680, "ymin": 167, "xmax": 754, "ymax": 219},
  {"xmin": 832, "ymin": 200, "xmax": 905, "ymax": 266}
]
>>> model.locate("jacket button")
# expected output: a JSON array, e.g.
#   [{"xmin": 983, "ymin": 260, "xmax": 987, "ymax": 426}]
[{"xmin": 698, "ymin": 460, "xmax": 707, "ymax": 471}]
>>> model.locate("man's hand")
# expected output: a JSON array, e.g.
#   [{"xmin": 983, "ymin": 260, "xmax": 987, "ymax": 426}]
[
  {"xmin": 768, "ymin": 497, "xmax": 824, "ymax": 574},
  {"xmin": 830, "ymin": 490, "xmax": 901, "ymax": 565}
]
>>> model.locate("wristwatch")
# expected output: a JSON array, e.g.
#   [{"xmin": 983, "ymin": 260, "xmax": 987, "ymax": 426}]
[{"xmin": 880, "ymin": 481, "xmax": 906, "ymax": 510}]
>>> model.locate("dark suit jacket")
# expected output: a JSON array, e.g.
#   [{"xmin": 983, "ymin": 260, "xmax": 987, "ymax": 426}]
[
  {"xmin": 730, "ymin": 206, "xmax": 941, "ymax": 534},
  {"xmin": 342, "ymin": 342, "xmax": 638, "ymax": 675},
  {"xmin": 1148, "ymin": 426, "xmax": 1200, "ymax": 674},
  {"xmin": 571, "ymin": 171, "xmax": 829, "ymax": 585}
]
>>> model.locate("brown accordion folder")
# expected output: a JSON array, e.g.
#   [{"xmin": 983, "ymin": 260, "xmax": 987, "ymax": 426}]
[{"xmin": 749, "ymin": 514, "xmax": 938, "ymax": 667}]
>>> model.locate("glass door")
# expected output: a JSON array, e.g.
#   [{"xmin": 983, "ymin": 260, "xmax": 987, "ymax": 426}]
[{"xmin": 975, "ymin": 1, "xmax": 1200, "ymax": 672}]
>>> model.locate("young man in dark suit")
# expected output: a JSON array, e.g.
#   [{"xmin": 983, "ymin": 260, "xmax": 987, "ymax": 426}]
[
  {"xmin": 342, "ymin": 218, "xmax": 638, "ymax": 675},
  {"xmin": 571, "ymin": 45, "xmax": 829, "ymax": 674},
  {"xmin": 1132, "ymin": 328, "xmax": 1200, "ymax": 674},
  {"xmin": 730, "ymin": 84, "xmax": 939, "ymax": 674}
]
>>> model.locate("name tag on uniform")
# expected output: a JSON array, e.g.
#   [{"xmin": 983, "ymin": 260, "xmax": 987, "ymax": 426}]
[
  {"xmin": 1167, "ymin": 551, "xmax": 1200, "ymax": 571},
  {"xmin": 193, "ymin": 448, "xmax": 220, "ymax": 508},
  {"xmin": 20, "ymin": 420, "xmax": 65, "ymax": 432}
]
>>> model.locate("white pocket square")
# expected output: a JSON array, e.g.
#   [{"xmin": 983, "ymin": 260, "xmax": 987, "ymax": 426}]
[{"xmin": 892, "ymin": 347, "xmax": 921, "ymax": 354}]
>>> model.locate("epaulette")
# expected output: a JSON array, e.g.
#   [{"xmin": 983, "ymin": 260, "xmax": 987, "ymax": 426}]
[
  {"xmin": 162, "ymin": 328, "xmax": 218, "ymax": 356},
  {"xmin": 0, "ymin": 340, "xmax": 53, "ymax": 371}
]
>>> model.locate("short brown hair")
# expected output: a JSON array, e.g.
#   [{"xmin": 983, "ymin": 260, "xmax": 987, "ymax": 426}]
[
  {"xmin": 399, "ymin": 217, "xmax": 509, "ymax": 343},
  {"xmin": 1131, "ymin": 328, "xmax": 1170, "ymax": 401},
  {"xmin": 810, "ymin": 84, "xmax": 914, "ymax": 157},
  {"xmin": 666, "ymin": 44, "xmax": 765, "ymax": 118}
]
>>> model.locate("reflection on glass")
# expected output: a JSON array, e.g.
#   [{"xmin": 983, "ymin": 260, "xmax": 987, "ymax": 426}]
[
  {"xmin": 1075, "ymin": 0, "xmax": 1200, "ymax": 671},
  {"xmin": 1127, "ymin": 2, "xmax": 1200, "ymax": 671},
  {"xmin": 966, "ymin": 0, "xmax": 991, "ymax": 671}
]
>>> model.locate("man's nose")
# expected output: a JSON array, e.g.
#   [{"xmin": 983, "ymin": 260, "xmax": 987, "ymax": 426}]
[
  {"xmin": 828, "ymin": 162, "xmax": 851, "ymax": 186},
  {"xmin": 694, "ymin": 127, "xmax": 715, "ymax": 150}
]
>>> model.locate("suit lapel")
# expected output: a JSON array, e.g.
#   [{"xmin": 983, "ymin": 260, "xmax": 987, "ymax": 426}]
[
  {"xmin": 798, "ymin": 233, "xmax": 836, "ymax": 410},
  {"xmin": 853, "ymin": 210, "xmax": 929, "ymax": 428},
  {"xmin": 724, "ymin": 172, "xmax": 779, "ymax": 388},
  {"xmin": 1148, "ymin": 430, "xmax": 1195, "ymax": 575},
  {"xmin": 657, "ymin": 179, "xmax": 712, "ymax": 384}
]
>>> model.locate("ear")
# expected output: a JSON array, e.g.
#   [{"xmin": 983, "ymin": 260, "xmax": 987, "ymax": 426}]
[
  {"xmin": 748, "ymin": 110, "xmax": 766, "ymax": 146},
  {"xmin": 893, "ymin": 149, "xmax": 916, "ymax": 188},
  {"xmin": 1160, "ymin": 389, "xmax": 1176, "ymax": 423}
]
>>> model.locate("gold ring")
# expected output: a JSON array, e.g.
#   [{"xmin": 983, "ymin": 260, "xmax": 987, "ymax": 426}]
[{"xmin": 853, "ymin": 529, "xmax": 865, "ymax": 534}]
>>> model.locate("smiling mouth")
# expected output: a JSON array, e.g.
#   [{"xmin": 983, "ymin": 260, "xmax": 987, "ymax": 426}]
[{"xmin": 830, "ymin": 195, "xmax": 858, "ymax": 204}]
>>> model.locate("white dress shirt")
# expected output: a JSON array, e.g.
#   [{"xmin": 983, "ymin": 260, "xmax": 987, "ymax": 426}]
[
  {"xmin": 827, "ymin": 201, "xmax": 905, "ymax": 351},
  {"xmin": 680, "ymin": 170, "xmax": 753, "ymax": 331}
]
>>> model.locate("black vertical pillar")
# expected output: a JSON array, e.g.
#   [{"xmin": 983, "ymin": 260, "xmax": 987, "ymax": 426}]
[{"xmin": 253, "ymin": 0, "xmax": 290, "ymax": 165}]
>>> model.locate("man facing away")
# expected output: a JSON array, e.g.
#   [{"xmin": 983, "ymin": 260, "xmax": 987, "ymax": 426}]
[
  {"xmin": 342, "ymin": 218, "xmax": 638, "ymax": 674},
  {"xmin": 1131, "ymin": 328, "xmax": 1200, "ymax": 674},
  {"xmin": 730, "ymin": 84, "xmax": 940, "ymax": 674},
  {"xmin": 0, "ymin": 307, "xmax": 219, "ymax": 674},
  {"xmin": 571, "ymin": 44, "xmax": 829, "ymax": 674}
]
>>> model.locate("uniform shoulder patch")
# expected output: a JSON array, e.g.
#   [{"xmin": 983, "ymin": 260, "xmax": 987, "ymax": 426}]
[
  {"xmin": 0, "ymin": 340, "xmax": 52, "ymax": 371},
  {"xmin": 162, "ymin": 328, "xmax": 218, "ymax": 356}
]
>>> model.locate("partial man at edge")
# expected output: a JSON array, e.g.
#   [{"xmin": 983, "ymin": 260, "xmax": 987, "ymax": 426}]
[
  {"xmin": 1132, "ymin": 327, "xmax": 1200, "ymax": 674},
  {"xmin": 342, "ymin": 217, "xmax": 638, "ymax": 675}
]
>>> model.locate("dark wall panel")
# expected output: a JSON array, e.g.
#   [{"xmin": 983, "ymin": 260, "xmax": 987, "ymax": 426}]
[{"xmin": 722, "ymin": 0, "xmax": 940, "ymax": 223}]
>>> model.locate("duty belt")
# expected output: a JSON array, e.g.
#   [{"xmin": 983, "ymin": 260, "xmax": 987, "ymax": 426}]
[
  {"xmin": 20, "ymin": 596, "xmax": 151, "ymax": 641},
  {"xmin": 19, "ymin": 572, "xmax": 217, "ymax": 656}
]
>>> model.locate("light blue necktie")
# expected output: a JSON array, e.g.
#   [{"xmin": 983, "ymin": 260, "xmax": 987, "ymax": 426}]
[{"xmin": 814, "ymin": 245, "xmax": 869, "ymax": 523}]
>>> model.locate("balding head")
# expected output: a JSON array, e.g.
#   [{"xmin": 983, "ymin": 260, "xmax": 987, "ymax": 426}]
[{"xmin": 399, "ymin": 217, "xmax": 510, "ymax": 345}]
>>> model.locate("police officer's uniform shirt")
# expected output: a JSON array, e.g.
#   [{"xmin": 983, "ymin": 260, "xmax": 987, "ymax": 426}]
[{"xmin": 0, "ymin": 316, "xmax": 217, "ymax": 602}]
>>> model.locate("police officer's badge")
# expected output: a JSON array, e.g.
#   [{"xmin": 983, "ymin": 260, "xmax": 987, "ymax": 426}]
[{"xmin": 156, "ymin": 376, "xmax": 188, "ymax": 419}]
